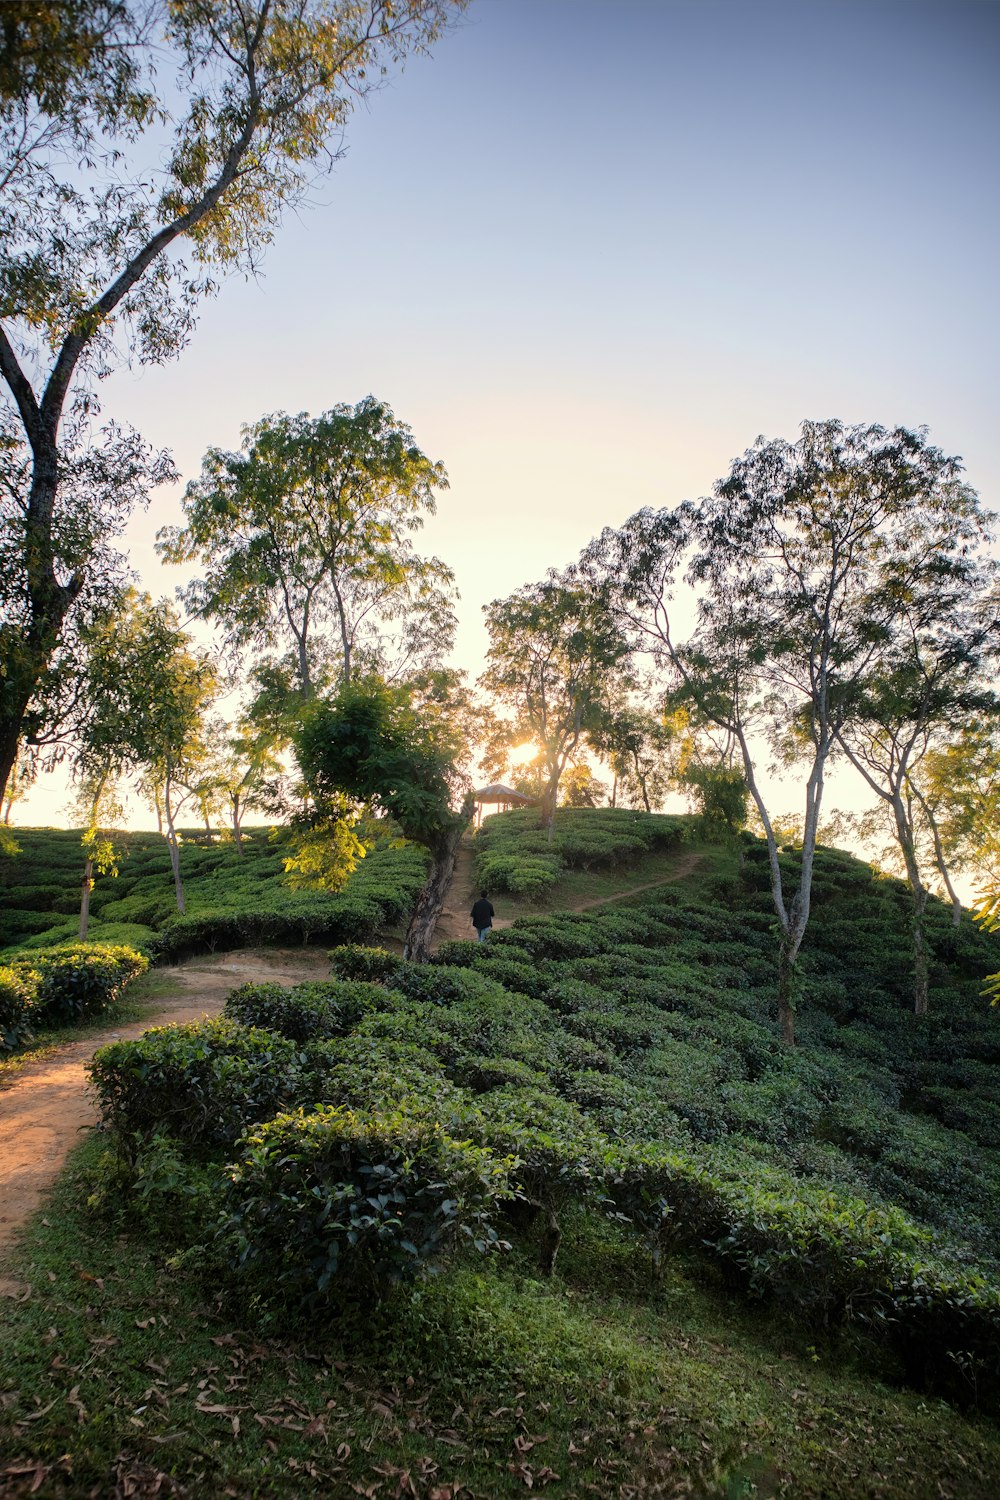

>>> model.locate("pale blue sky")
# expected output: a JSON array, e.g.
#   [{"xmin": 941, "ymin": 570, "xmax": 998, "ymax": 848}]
[{"xmin": 18, "ymin": 0, "xmax": 1000, "ymax": 825}]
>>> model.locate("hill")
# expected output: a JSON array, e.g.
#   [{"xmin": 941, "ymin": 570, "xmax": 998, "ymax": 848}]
[{"xmin": 1, "ymin": 809, "xmax": 999, "ymax": 1497}]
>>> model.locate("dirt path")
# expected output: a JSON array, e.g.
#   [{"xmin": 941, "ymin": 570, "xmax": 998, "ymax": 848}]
[
  {"xmin": 430, "ymin": 841, "xmax": 514, "ymax": 949},
  {"xmin": 0, "ymin": 948, "xmax": 329, "ymax": 1287},
  {"xmin": 430, "ymin": 846, "xmax": 704, "ymax": 951}
]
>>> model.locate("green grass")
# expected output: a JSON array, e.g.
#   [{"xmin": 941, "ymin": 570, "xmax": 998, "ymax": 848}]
[
  {"xmin": 490, "ymin": 838, "xmax": 740, "ymax": 923},
  {"xmin": 1, "ymin": 1137, "xmax": 998, "ymax": 1499}
]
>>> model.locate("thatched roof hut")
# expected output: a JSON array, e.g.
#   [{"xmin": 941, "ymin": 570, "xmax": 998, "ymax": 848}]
[{"xmin": 472, "ymin": 783, "xmax": 538, "ymax": 826}]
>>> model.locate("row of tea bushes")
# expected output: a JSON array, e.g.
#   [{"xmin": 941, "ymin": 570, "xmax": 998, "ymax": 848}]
[
  {"xmin": 89, "ymin": 982, "xmax": 1000, "ymax": 1410},
  {"xmin": 473, "ymin": 807, "xmax": 687, "ymax": 895},
  {"xmin": 0, "ymin": 943, "xmax": 148, "ymax": 1051},
  {"xmin": 0, "ymin": 829, "xmax": 429, "ymax": 958}
]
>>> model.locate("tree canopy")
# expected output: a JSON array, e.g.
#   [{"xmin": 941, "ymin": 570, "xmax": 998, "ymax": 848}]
[
  {"xmin": 582, "ymin": 419, "xmax": 995, "ymax": 1041},
  {"xmin": 0, "ymin": 0, "xmax": 464, "ymax": 804},
  {"xmin": 157, "ymin": 399, "xmax": 455, "ymax": 699}
]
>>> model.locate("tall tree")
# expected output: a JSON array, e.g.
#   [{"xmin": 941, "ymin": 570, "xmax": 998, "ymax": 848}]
[
  {"xmin": 157, "ymin": 399, "xmax": 455, "ymax": 697},
  {"xmin": 480, "ymin": 573, "xmax": 627, "ymax": 838},
  {"xmin": 582, "ymin": 420, "xmax": 984, "ymax": 1044},
  {"xmin": 834, "ymin": 591, "xmax": 999, "ymax": 1011},
  {"xmin": 296, "ymin": 675, "xmax": 473, "ymax": 962},
  {"xmin": 0, "ymin": 0, "xmax": 463, "ymax": 804},
  {"xmin": 585, "ymin": 691, "xmax": 677, "ymax": 812}
]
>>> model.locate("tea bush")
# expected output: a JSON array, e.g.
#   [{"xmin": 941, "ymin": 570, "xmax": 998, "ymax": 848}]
[
  {"xmin": 89, "ymin": 1019, "xmax": 313, "ymax": 1149},
  {"xmin": 0, "ymin": 964, "xmax": 38, "ymax": 1050},
  {"xmin": 224, "ymin": 1105, "xmax": 512, "ymax": 1302},
  {"xmin": 7, "ymin": 943, "xmax": 148, "ymax": 1025},
  {"xmin": 223, "ymin": 978, "xmax": 397, "ymax": 1043},
  {"xmin": 328, "ymin": 944, "xmax": 405, "ymax": 983}
]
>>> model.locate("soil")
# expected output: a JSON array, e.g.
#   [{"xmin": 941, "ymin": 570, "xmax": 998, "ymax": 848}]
[
  {"xmin": 0, "ymin": 852, "xmax": 702, "ymax": 1285},
  {"xmin": 0, "ymin": 948, "xmax": 329, "ymax": 1291}
]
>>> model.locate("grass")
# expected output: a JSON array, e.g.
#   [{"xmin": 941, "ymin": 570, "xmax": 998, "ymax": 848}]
[
  {"xmin": 477, "ymin": 838, "xmax": 739, "ymax": 925},
  {"xmin": 1, "ymin": 1137, "xmax": 999, "ymax": 1499},
  {"xmin": 0, "ymin": 971, "xmax": 183, "ymax": 1090}
]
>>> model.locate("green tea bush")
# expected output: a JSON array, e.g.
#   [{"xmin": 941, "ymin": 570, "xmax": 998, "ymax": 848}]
[
  {"xmin": 223, "ymin": 978, "xmax": 396, "ymax": 1042},
  {"xmin": 476, "ymin": 852, "xmax": 559, "ymax": 896},
  {"xmin": 306, "ymin": 1036, "xmax": 458, "ymax": 1115},
  {"xmin": 392, "ymin": 963, "xmax": 510, "ymax": 1007},
  {"xmin": 8, "ymin": 943, "xmax": 148, "ymax": 1024},
  {"xmin": 475, "ymin": 1086, "xmax": 615, "ymax": 1273},
  {"xmin": 90, "ymin": 1018, "xmax": 312, "ymax": 1149},
  {"xmin": 224, "ymin": 1105, "xmax": 512, "ymax": 1303},
  {"xmin": 328, "ymin": 944, "xmax": 405, "ymax": 983},
  {"xmin": 0, "ymin": 964, "xmax": 38, "ymax": 1050}
]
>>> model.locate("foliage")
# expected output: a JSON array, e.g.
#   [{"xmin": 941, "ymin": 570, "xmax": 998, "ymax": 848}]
[
  {"xmin": 0, "ymin": 827, "xmax": 428, "ymax": 960},
  {"xmin": 581, "ymin": 419, "xmax": 996, "ymax": 1044},
  {"xmin": 224, "ymin": 978, "xmax": 394, "ymax": 1043},
  {"xmin": 0, "ymin": 0, "xmax": 464, "ymax": 805},
  {"xmin": 89, "ymin": 1018, "xmax": 313, "ymax": 1150},
  {"xmin": 297, "ymin": 677, "xmax": 470, "ymax": 855},
  {"xmin": 328, "ymin": 944, "xmax": 406, "ymax": 984},
  {"xmin": 224, "ymin": 1105, "xmax": 511, "ymax": 1303},
  {"xmin": 157, "ymin": 399, "xmax": 455, "ymax": 696},
  {"xmin": 0, "ymin": 962, "xmax": 37, "ymax": 1050},
  {"xmin": 474, "ymin": 805, "xmax": 686, "ymax": 894},
  {"xmin": 480, "ymin": 571, "xmax": 628, "ymax": 830},
  {"xmin": 5, "ymin": 941, "xmax": 147, "ymax": 1028}
]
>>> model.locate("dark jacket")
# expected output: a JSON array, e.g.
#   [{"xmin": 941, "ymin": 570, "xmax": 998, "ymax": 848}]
[{"xmin": 471, "ymin": 897, "xmax": 494, "ymax": 930}]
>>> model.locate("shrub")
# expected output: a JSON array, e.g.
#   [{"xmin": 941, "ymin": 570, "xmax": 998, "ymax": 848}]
[
  {"xmin": 223, "ymin": 1105, "xmax": 512, "ymax": 1303},
  {"xmin": 392, "ymin": 963, "xmax": 510, "ymax": 1007},
  {"xmin": 224, "ymin": 978, "xmax": 396, "ymax": 1042},
  {"xmin": 476, "ymin": 853, "xmax": 559, "ymax": 897},
  {"xmin": 328, "ymin": 944, "xmax": 405, "ymax": 983},
  {"xmin": 89, "ymin": 1018, "xmax": 311, "ymax": 1149},
  {"xmin": 8, "ymin": 943, "xmax": 148, "ymax": 1025},
  {"xmin": 0, "ymin": 965, "xmax": 38, "ymax": 1051}
]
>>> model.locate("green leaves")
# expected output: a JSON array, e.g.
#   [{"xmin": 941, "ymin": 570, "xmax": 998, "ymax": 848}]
[{"xmin": 223, "ymin": 1104, "xmax": 511, "ymax": 1302}]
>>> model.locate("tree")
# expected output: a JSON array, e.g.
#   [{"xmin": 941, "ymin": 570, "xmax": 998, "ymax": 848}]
[
  {"xmin": 480, "ymin": 573, "xmax": 627, "ymax": 839},
  {"xmin": 834, "ymin": 595, "xmax": 999, "ymax": 1011},
  {"xmin": 158, "ymin": 400, "xmax": 456, "ymax": 697},
  {"xmin": 0, "ymin": 0, "xmax": 463, "ymax": 805},
  {"xmin": 582, "ymin": 420, "xmax": 984, "ymax": 1044},
  {"xmin": 78, "ymin": 590, "xmax": 219, "ymax": 913},
  {"xmin": 296, "ymin": 675, "xmax": 472, "ymax": 961},
  {"xmin": 585, "ymin": 692, "xmax": 677, "ymax": 812},
  {"xmin": 559, "ymin": 762, "xmax": 606, "ymax": 808},
  {"xmin": 69, "ymin": 771, "xmax": 125, "ymax": 940},
  {"xmin": 921, "ymin": 724, "xmax": 1000, "ymax": 896}
]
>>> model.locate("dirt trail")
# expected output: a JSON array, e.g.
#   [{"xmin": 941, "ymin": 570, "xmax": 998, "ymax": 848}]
[
  {"xmin": 430, "ymin": 841, "xmax": 514, "ymax": 949},
  {"xmin": 0, "ymin": 948, "xmax": 329, "ymax": 1286},
  {"xmin": 430, "ymin": 845, "xmax": 704, "ymax": 951}
]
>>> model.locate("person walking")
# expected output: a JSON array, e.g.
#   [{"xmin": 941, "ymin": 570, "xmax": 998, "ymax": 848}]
[{"xmin": 471, "ymin": 890, "xmax": 495, "ymax": 943}]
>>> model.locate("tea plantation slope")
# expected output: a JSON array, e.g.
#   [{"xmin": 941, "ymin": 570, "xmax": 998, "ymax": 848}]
[
  {"xmin": 85, "ymin": 834, "xmax": 1000, "ymax": 1420},
  {"xmin": 0, "ymin": 826, "xmax": 429, "ymax": 958}
]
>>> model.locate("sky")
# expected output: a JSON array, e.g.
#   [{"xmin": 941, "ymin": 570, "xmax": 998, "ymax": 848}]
[{"xmin": 14, "ymin": 0, "xmax": 1000, "ymax": 831}]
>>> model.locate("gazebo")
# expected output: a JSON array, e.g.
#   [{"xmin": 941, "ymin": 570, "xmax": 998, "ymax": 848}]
[{"xmin": 472, "ymin": 782, "xmax": 538, "ymax": 828}]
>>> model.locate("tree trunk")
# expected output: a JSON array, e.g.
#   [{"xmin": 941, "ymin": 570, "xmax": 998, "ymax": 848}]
[
  {"xmin": 231, "ymin": 798, "xmax": 244, "ymax": 857},
  {"xmin": 79, "ymin": 857, "xmax": 93, "ymax": 941},
  {"xmin": 912, "ymin": 886, "xmax": 930, "ymax": 1016},
  {"xmin": 777, "ymin": 939, "xmax": 797, "ymax": 1047},
  {"xmin": 893, "ymin": 798, "xmax": 931, "ymax": 1014},
  {"xmin": 163, "ymin": 778, "xmax": 186, "ymax": 914},
  {"xmin": 0, "ymin": 450, "xmax": 77, "ymax": 807},
  {"xmin": 403, "ymin": 825, "xmax": 465, "ymax": 963}
]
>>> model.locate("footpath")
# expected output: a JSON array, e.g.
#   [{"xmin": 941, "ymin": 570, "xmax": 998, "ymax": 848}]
[{"xmin": 0, "ymin": 949, "xmax": 329, "ymax": 1284}]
